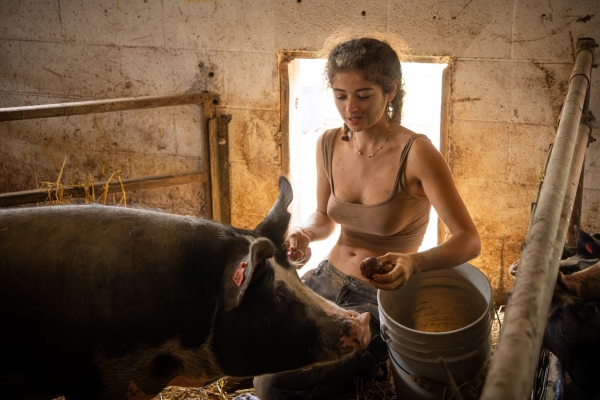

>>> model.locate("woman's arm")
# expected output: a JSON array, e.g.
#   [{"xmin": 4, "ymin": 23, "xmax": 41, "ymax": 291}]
[
  {"xmin": 371, "ymin": 137, "xmax": 481, "ymax": 290},
  {"xmin": 286, "ymin": 133, "xmax": 338, "ymax": 263}
]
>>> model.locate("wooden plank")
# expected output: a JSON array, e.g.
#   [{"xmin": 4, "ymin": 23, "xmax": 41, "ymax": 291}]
[
  {"xmin": 0, "ymin": 92, "xmax": 215, "ymax": 121},
  {"xmin": 278, "ymin": 51, "xmax": 291, "ymax": 177},
  {"xmin": 218, "ymin": 115, "xmax": 231, "ymax": 225},
  {"xmin": 207, "ymin": 115, "xmax": 232, "ymax": 224},
  {"xmin": 0, "ymin": 171, "xmax": 208, "ymax": 207},
  {"xmin": 209, "ymin": 118, "xmax": 222, "ymax": 222}
]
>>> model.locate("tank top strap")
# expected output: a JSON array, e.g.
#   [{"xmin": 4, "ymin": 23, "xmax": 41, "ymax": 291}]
[
  {"xmin": 320, "ymin": 128, "xmax": 341, "ymax": 192},
  {"xmin": 399, "ymin": 133, "xmax": 430, "ymax": 192}
]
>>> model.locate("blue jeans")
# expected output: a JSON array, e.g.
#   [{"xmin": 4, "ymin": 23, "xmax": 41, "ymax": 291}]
[{"xmin": 253, "ymin": 260, "xmax": 388, "ymax": 400}]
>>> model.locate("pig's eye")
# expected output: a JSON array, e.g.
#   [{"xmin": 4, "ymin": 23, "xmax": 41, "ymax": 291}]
[{"xmin": 274, "ymin": 286, "xmax": 289, "ymax": 305}]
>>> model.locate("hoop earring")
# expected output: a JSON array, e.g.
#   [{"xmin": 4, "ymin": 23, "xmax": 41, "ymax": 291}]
[{"xmin": 341, "ymin": 124, "xmax": 350, "ymax": 141}]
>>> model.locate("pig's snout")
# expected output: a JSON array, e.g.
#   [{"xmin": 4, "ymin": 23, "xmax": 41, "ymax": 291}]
[{"xmin": 340, "ymin": 311, "xmax": 371, "ymax": 351}]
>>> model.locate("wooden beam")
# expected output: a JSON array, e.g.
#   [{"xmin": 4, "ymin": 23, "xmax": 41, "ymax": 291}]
[
  {"xmin": 0, "ymin": 171, "xmax": 208, "ymax": 207},
  {"xmin": 209, "ymin": 118, "xmax": 222, "ymax": 222},
  {"xmin": 278, "ymin": 51, "xmax": 293, "ymax": 177},
  {"xmin": 217, "ymin": 115, "xmax": 231, "ymax": 225},
  {"xmin": 0, "ymin": 92, "xmax": 216, "ymax": 121},
  {"xmin": 207, "ymin": 115, "xmax": 231, "ymax": 224}
]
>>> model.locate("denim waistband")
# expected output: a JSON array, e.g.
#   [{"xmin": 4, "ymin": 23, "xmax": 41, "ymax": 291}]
[{"xmin": 317, "ymin": 259, "xmax": 378, "ymax": 302}]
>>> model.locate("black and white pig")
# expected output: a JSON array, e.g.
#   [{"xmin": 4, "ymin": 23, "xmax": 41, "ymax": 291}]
[
  {"xmin": 543, "ymin": 261, "xmax": 600, "ymax": 400},
  {"xmin": 0, "ymin": 176, "xmax": 371, "ymax": 400},
  {"xmin": 509, "ymin": 227, "xmax": 600, "ymax": 278},
  {"xmin": 558, "ymin": 227, "xmax": 600, "ymax": 275}
]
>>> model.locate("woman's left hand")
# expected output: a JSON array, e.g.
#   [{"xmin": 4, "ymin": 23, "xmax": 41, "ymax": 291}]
[{"xmin": 369, "ymin": 253, "xmax": 416, "ymax": 291}]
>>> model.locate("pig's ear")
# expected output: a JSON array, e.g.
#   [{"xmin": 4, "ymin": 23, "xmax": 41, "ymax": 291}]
[
  {"xmin": 576, "ymin": 227, "xmax": 600, "ymax": 255},
  {"xmin": 222, "ymin": 238, "xmax": 275, "ymax": 312},
  {"xmin": 556, "ymin": 271, "xmax": 579, "ymax": 298},
  {"xmin": 254, "ymin": 176, "xmax": 292, "ymax": 246}
]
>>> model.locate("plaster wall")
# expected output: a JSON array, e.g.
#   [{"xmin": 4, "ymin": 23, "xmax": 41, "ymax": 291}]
[{"xmin": 0, "ymin": 0, "xmax": 598, "ymax": 303}]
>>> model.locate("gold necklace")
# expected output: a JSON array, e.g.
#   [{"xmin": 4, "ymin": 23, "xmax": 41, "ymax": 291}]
[{"xmin": 353, "ymin": 127, "xmax": 391, "ymax": 158}]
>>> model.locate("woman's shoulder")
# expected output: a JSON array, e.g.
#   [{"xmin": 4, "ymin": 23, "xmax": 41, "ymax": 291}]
[
  {"xmin": 397, "ymin": 125, "xmax": 430, "ymax": 142},
  {"xmin": 321, "ymin": 127, "xmax": 341, "ymax": 139},
  {"xmin": 395, "ymin": 126, "xmax": 439, "ymax": 164},
  {"xmin": 317, "ymin": 127, "xmax": 342, "ymax": 148},
  {"xmin": 394, "ymin": 126, "xmax": 431, "ymax": 156},
  {"xmin": 405, "ymin": 132, "xmax": 447, "ymax": 180},
  {"xmin": 407, "ymin": 136, "xmax": 439, "ymax": 163}
]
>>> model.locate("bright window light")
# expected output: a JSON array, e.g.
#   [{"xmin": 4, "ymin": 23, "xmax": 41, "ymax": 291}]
[{"xmin": 288, "ymin": 59, "xmax": 447, "ymax": 276}]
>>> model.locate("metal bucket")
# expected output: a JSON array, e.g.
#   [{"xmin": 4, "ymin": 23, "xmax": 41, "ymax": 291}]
[{"xmin": 378, "ymin": 263, "xmax": 494, "ymax": 398}]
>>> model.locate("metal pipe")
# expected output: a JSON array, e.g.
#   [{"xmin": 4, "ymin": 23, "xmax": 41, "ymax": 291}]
[
  {"xmin": 481, "ymin": 38, "xmax": 595, "ymax": 400},
  {"xmin": 567, "ymin": 76, "xmax": 593, "ymax": 245},
  {"xmin": 0, "ymin": 92, "xmax": 216, "ymax": 121}
]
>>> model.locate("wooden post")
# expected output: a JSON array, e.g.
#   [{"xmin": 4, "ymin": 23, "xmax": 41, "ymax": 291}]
[{"xmin": 209, "ymin": 118, "xmax": 222, "ymax": 222}]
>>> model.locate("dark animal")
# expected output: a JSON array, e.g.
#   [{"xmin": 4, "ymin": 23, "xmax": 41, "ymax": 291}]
[
  {"xmin": 509, "ymin": 227, "xmax": 600, "ymax": 277},
  {"xmin": 508, "ymin": 228, "xmax": 600, "ymax": 399},
  {"xmin": 544, "ymin": 261, "xmax": 600, "ymax": 400},
  {"xmin": 0, "ymin": 177, "xmax": 371, "ymax": 400},
  {"xmin": 558, "ymin": 227, "xmax": 600, "ymax": 275}
]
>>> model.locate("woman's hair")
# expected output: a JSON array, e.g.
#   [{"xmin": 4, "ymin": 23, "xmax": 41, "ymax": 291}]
[{"xmin": 325, "ymin": 38, "xmax": 405, "ymax": 125}]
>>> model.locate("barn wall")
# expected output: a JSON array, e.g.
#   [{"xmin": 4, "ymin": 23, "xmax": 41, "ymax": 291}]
[{"xmin": 0, "ymin": 0, "xmax": 598, "ymax": 304}]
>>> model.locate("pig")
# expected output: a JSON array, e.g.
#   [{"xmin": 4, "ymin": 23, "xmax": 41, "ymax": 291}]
[
  {"xmin": 559, "ymin": 228, "xmax": 600, "ymax": 275},
  {"xmin": 575, "ymin": 228, "xmax": 600, "ymax": 257},
  {"xmin": 556, "ymin": 261, "xmax": 600, "ymax": 298},
  {"xmin": 544, "ymin": 296, "xmax": 600, "ymax": 400},
  {"xmin": 562, "ymin": 227, "xmax": 600, "ymax": 258},
  {"xmin": 543, "ymin": 261, "xmax": 600, "ymax": 400},
  {"xmin": 0, "ymin": 176, "xmax": 371, "ymax": 400},
  {"xmin": 507, "ymin": 231, "xmax": 600, "ymax": 399},
  {"xmin": 509, "ymin": 228, "xmax": 600, "ymax": 278}
]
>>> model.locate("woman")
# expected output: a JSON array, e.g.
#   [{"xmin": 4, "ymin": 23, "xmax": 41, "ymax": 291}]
[{"xmin": 254, "ymin": 37, "xmax": 481, "ymax": 400}]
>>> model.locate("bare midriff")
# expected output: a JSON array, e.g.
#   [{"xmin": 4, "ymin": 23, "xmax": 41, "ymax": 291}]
[{"xmin": 328, "ymin": 236, "xmax": 419, "ymax": 283}]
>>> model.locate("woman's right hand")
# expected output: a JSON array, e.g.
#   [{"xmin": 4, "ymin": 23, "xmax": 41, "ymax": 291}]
[{"xmin": 285, "ymin": 227, "xmax": 313, "ymax": 267}]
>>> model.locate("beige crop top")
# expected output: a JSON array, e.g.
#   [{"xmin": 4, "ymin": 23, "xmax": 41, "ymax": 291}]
[{"xmin": 322, "ymin": 128, "xmax": 431, "ymax": 253}]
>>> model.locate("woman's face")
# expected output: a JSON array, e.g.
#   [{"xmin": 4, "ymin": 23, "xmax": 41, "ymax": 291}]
[{"xmin": 331, "ymin": 70, "xmax": 396, "ymax": 132}]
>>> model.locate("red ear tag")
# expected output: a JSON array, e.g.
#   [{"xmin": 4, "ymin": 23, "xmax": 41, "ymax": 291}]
[
  {"xmin": 586, "ymin": 243, "xmax": 593, "ymax": 254},
  {"xmin": 232, "ymin": 268, "xmax": 244, "ymax": 287},
  {"xmin": 232, "ymin": 261, "xmax": 248, "ymax": 287}
]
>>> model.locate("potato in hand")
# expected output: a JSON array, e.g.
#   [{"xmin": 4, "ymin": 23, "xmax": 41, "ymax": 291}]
[{"xmin": 359, "ymin": 257, "xmax": 394, "ymax": 279}]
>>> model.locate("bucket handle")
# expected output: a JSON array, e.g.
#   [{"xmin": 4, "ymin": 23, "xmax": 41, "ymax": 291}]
[
  {"xmin": 381, "ymin": 324, "xmax": 416, "ymax": 377},
  {"xmin": 380, "ymin": 322, "xmax": 417, "ymax": 357},
  {"xmin": 387, "ymin": 345, "xmax": 414, "ymax": 376},
  {"xmin": 380, "ymin": 323, "xmax": 391, "ymax": 343},
  {"xmin": 380, "ymin": 323, "xmax": 427, "ymax": 355},
  {"xmin": 380, "ymin": 323, "xmax": 401, "ymax": 352}
]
